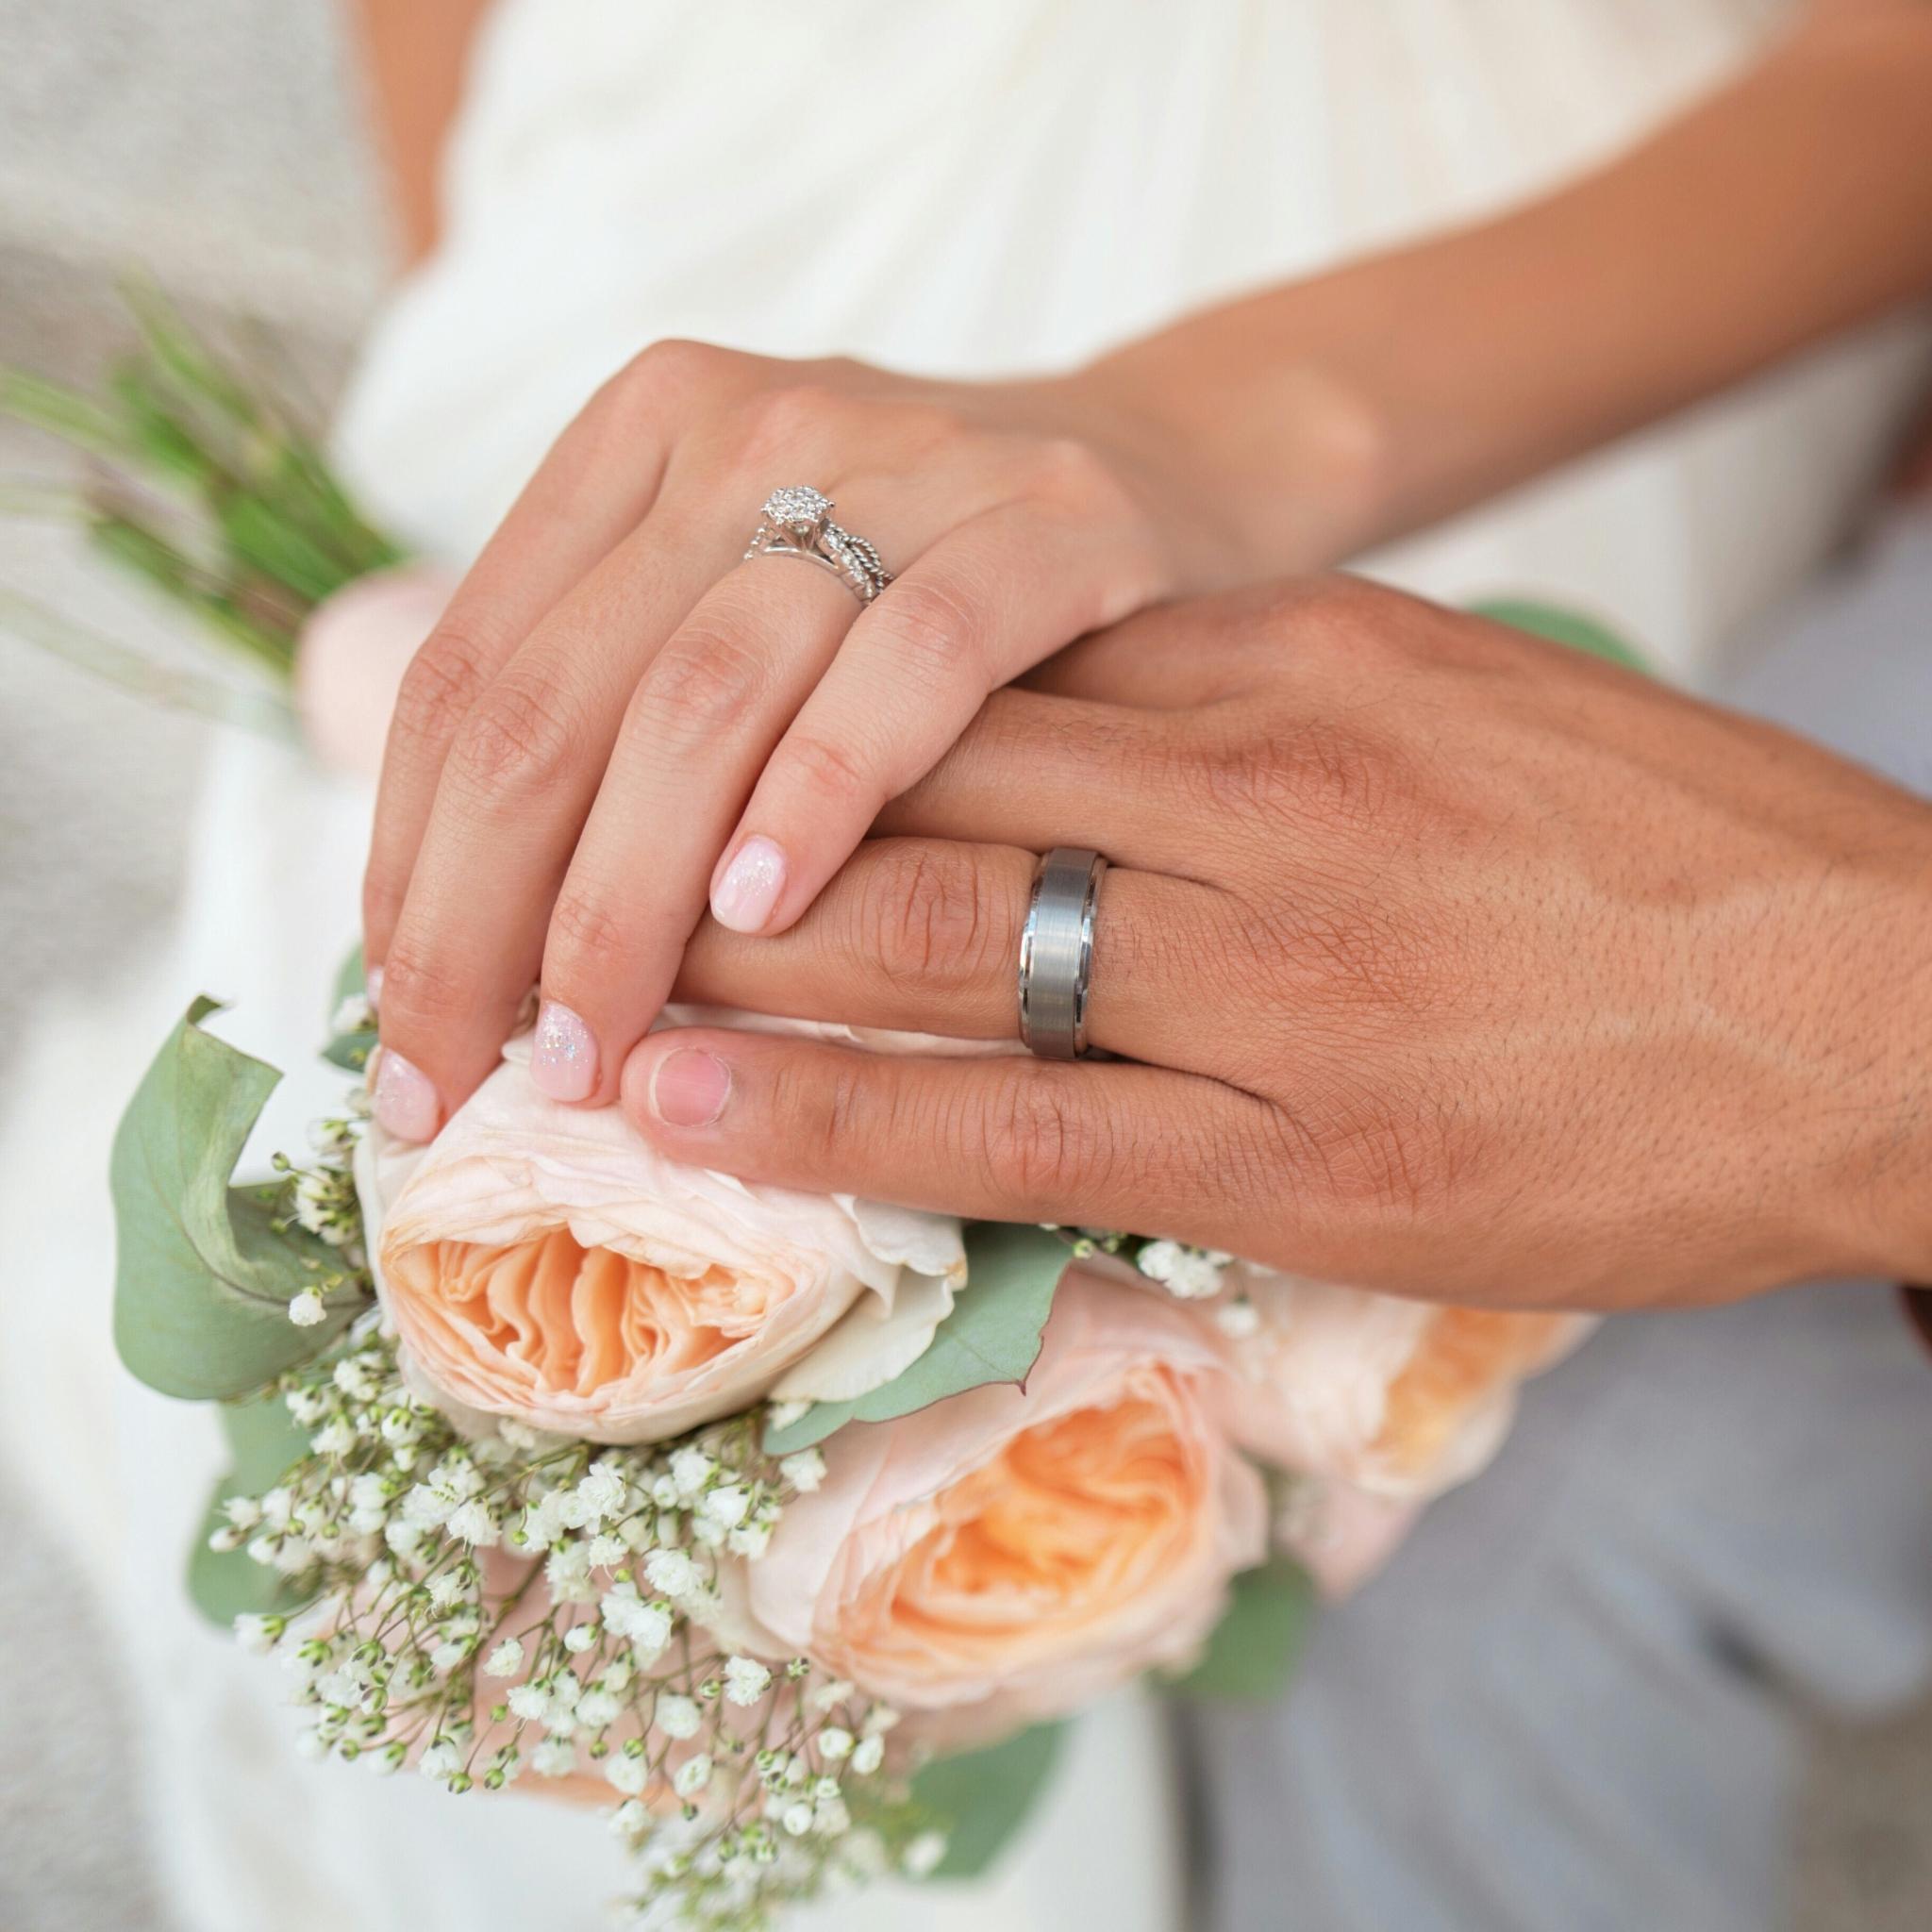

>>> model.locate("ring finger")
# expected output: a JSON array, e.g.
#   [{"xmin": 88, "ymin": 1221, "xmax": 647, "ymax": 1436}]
[{"xmin": 674, "ymin": 835, "xmax": 1235, "ymax": 1074}]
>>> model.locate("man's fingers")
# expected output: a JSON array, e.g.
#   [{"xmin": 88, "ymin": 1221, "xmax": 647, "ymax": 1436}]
[
  {"xmin": 675, "ymin": 837, "xmax": 1228, "ymax": 1070},
  {"xmin": 708, "ymin": 504, "xmax": 1161, "ymax": 940},
  {"xmin": 619, "ymin": 1024, "xmax": 1273, "ymax": 1241},
  {"xmin": 875, "ymin": 688, "xmax": 1222, "ymax": 874}
]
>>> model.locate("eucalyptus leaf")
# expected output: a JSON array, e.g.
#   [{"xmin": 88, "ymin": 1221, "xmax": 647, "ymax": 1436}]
[
  {"xmin": 1161, "ymin": 1558, "xmax": 1313, "ymax": 1701},
  {"xmin": 186, "ymin": 1392, "xmax": 318, "ymax": 1626},
  {"xmin": 763, "ymin": 1222, "xmax": 1071, "ymax": 1454},
  {"xmin": 1472, "ymin": 598, "xmax": 1648, "ymax": 673},
  {"xmin": 112, "ymin": 996, "xmax": 363, "ymax": 1398},
  {"xmin": 909, "ymin": 1721, "xmax": 1066, "ymax": 1880}
]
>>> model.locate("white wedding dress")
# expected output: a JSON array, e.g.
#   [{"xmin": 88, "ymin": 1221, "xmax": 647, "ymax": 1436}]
[{"xmin": 3, "ymin": 3, "xmax": 1925, "ymax": 1929}]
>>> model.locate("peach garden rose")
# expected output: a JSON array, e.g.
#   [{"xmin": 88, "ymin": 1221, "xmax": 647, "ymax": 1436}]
[
  {"xmin": 356, "ymin": 1031, "xmax": 968, "ymax": 1444},
  {"xmin": 1211, "ymin": 1268, "xmax": 1590, "ymax": 1500},
  {"xmin": 740, "ymin": 1268, "xmax": 1269, "ymax": 1730}
]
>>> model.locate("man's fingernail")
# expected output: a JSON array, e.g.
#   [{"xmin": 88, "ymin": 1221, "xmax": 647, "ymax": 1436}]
[
  {"xmin": 711, "ymin": 837, "xmax": 787, "ymax": 934},
  {"xmin": 373, "ymin": 1048, "xmax": 440, "ymax": 1141},
  {"xmin": 650, "ymin": 1049, "xmax": 731, "ymax": 1128},
  {"xmin": 365, "ymin": 962, "xmax": 385, "ymax": 1011},
  {"xmin": 532, "ymin": 1000, "xmax": 597, "ymax": 1102}
]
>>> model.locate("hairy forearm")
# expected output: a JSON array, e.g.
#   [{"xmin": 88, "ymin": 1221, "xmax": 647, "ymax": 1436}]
[
  {"xmin": 343, "ymin": 0, "xmax": 496, "ymax": 264},
  {"xmin": 1092, "ymin": 8, "xmax": 1932, "ymax": 563}
]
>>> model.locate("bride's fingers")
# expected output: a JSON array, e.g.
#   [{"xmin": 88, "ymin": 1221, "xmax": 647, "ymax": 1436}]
[
  {"xmin": 707, "ymin": 503, "xmax": 1164, "ymax": 941},
  {"xmin": 372, "ymin": 506, "xmax": 732, "ymax": 1138},
  {"xmin": 362, "ymin": 373, "xmax": 679, "ymax": 974},
  {"xmin": 532, "ymin": 559, "xmax": 859, "ymax": 1106},
  {"xmin": 620, "ymin": 1023, "xmax": 1275, "ymax": 1244},
  {"xmin": 675, "ymin": 837, "xmax": 1232, "ymax": 1074}
]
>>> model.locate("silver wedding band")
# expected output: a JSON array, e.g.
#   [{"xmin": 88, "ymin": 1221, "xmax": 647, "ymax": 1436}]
[
  {"xmin": 744, "ymin": 485, "xmax": 892, "ymax": 605},
  {"xmin": 1018, "ymin": 847, "xmax": 1108, "ymax": 1059}
]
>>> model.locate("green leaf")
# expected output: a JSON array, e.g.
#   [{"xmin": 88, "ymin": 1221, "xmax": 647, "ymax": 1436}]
[
  {"xmin": 322, "ymin": 942, "xmax": 376, "ymax": 1072},
  {"xmin": 1472, "ymin": 598, "xmax": 1649, "ymax": 673},
  {"xmin": 909, "ymin": 1721, "xmax": 1066, "ymax": 1879},
  {"xmin": 763, "ymin": 1222, "xmax": 1072, "ymax": 1453},
  {"xmin": 1161, "ymin": 1559, "xmax": 1313, "ymax": 1701},
  {"xmin": 186, "ymin": 1391, "xmax": 318, "ymax": 1627},
  {"xmin": 112, "ymin": 997, "xmax": 363, "ymax": 1399}
]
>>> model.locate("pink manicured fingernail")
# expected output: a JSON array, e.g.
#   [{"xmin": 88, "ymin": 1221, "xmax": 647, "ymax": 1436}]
[
  {"xmin": 364, "ymin": 962, "xmax": 385, "ymax": 1011},
  {"xmin": 532, "ymin": 999, "xmax": 597, "ymax": 1101},
  {"xmin": 651, "ymin": 1049, "xmax": 731, "ymax": 1127},
  {"xmin": 711, "ymin": 836, "xmax": 787, "ymax": 934},
  {"xmin": 373, "ymin": 1048, "xmax": 440, "ymax": 1141}
]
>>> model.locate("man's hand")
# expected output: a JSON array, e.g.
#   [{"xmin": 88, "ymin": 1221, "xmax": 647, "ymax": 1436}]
[{"xmin": 620, "ymin": 577, "xmax": 1932, "ymax": 1310}]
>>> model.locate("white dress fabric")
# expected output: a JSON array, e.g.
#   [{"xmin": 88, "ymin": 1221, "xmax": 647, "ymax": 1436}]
[{"xmin": 2, "ymin": 3, "xmax": 1926, "ymax": 1929}]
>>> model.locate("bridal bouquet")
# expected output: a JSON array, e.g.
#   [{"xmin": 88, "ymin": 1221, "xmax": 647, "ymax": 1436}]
[
  {"xmin": 112, "ymin": 962, "xmax": 1585, "ymax": 1928},
  {"xmin": 75, "ymin": 296, "xmax": 1609, "ymax": 1926}
]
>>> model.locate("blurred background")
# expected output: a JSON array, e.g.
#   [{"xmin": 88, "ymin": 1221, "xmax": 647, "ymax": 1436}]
[{"xmin": 0, "ymin": 4, "xmax": 1928, "ymax": 1928}]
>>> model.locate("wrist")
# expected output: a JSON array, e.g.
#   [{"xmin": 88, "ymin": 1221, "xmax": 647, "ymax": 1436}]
[
  {"xmin": 1807, "ymin": 834, "xmax": 1932, "ymax": 1288},
  {"xmin": 1056, "ymin": 310, "xmax": 1398, "ymax": 575}
]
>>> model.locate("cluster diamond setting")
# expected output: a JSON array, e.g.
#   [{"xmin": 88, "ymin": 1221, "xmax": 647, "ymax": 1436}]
[{"xmin": 762, "ymin": 485, "xmax": 833, "ymax": 535}]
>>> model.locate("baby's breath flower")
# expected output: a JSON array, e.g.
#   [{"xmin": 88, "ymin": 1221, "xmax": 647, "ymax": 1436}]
[
  {"xmin": 656, "ymin": 1694, "xmax": 701, "ymax": 1741},
  {"xmin": 778, "ymin": 1449, "xmax": 825, "ymax": 1494},
  {"xmin": 643, "ymin": 1549, "xmax": 702, "ymax": 1600},
  {"xmin": 288, "ymin": 1288, "xmax": 327, "ymax": 1327},
  {"xmin": 482, "ymin": 1638, "xmax": 525, "ymax": 1677},
  {"xmin": 723, "ymin": 1657, "xmax": 772, "ymax": 1707},
  {"xmin": 507, "ymin": 1683, "xmax": 550, "ymax": 1724},
  {"xmin": 1135, "ymin": 1238, "xmax": 1229, "ymax": 1300}
]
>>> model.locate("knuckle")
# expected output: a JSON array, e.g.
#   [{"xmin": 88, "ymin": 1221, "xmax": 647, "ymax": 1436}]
[
  {"xmin": 1189, "ymin": 713, "xmax": 1401, "ymax": 838},
  {"xmin": 857, "ymin": 841, "xmax": 1008, "ymax": 992},
  {"xmin": 608, "ymin": 337, "xmax": 728, "ymax": 408},
  {"xmin": 979, "ymin": 1069, "xmax": 1116, "ymax": 1208},
  {"xmin": 547, "ymin": 887, "xmax": 639, "ymax": 977},
  {"xmin": 871, "ymin": 570, "xmax": 988, "ymax": 688},
  {"xmin": 779, "ymin": 729, "xmax": 878, "ymax": 818},
  {"xmin": 447, "ymin": 674, "xmax": 581, "ymax": 796},
  {"xmin": 737, "ymin": 379, "xmax": 844, "ymax": 463},
  {"xmin": 374, "ymin": 942, "xmax": 470, "ymax": 1032},
  {"xmin": 391, "ymin": 622, "xmax": 503, "ymax": 757},
  {"xmin": 1310, "ymin": 1085, "xmax": 1462, "ymax": 1224},
  {"xmin": 1020, "ymin": 435, "xmax": 1125, "ymax": 513},
  {"xmin": 632, "ymin": 627, "xmax": 773, "ymax": 743}
]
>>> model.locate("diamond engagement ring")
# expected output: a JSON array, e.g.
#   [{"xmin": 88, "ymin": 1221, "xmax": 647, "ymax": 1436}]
[
  {"xmin": 1018, "ymin": 847, "xmax": 1108, "ymax": 1059},
  {"xmin": 744, "ymin": 486, "xmax": 893, "ymax": 604}
]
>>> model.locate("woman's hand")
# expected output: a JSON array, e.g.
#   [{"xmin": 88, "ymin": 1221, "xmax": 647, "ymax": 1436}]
[
  {"xmin": 621, "ymin": 578, "xmax": 1932, "ymax": 1310},
  {"xmin": 362, "ymin": 345, "xmax": 1377, "ymax": 1141}
]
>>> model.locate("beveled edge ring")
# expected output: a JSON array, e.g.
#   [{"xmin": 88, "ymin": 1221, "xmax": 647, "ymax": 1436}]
[{"xmin": 1019, "ymin": 846, "xmax": 1108, "ymax": 1060}]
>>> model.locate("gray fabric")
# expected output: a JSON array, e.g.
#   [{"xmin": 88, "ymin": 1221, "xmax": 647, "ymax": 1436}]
[{"xmin": 1191, "ymin": 510, "xmax": 1932, "ymax": 1932}]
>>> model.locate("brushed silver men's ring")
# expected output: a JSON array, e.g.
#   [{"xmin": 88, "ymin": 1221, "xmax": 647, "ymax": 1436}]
[{"xmin": 1018, "ymin": 847, "xmax": 1108, "ymax": 1060}]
